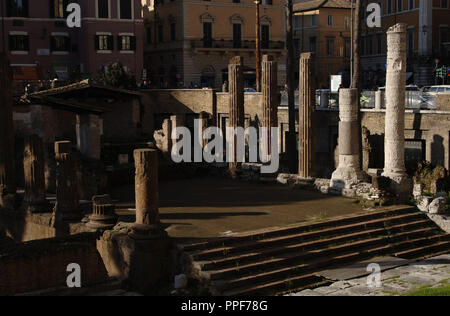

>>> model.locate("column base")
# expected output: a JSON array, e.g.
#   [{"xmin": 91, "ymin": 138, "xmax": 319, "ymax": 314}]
[
  {"xmin": 330, "ymin": 167, "xmax": 366, "ymax": 190},
  {"xmin": 86, "ymin": 214, "xmax": 118, "ymax": 231},
  {"xmin": 128, "ymin": 223, "xmax": 167, "ymax": 240},
  {"xmin": 382, "ymin": 171, "xmax": 413, "ymax": 203}
]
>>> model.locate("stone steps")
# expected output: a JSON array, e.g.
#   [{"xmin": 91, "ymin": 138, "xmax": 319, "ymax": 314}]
[{"xmin": 181, "ymin": 207, "xmax": 450, "ymax": 296}]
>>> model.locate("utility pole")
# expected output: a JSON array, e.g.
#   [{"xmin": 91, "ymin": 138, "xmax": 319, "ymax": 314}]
[
  {"xmin": 255, "ymin": 0, "xmax": 261, "ymax": 92},
  {"xmin": 285, "ymin": 0, "xmax": 297, "ymax": 173}
]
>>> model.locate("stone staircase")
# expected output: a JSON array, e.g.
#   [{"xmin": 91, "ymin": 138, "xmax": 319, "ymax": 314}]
[{"xmin": 180, "ymin": 206, "xmax": 450, "ymax": 296}]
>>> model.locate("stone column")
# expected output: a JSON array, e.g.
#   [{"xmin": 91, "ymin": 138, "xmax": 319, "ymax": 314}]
[
  {"xmin": 228, "ymin": 56, "xmax": 245, "ymax": 176},
  {"xmin": 375, "ymin": 90, "xmax": 383, "ymax": 109},
  {"xmin": 261, "ymin": 55, "xmax": 278, "ymax": 162},
  {"xmin": 298, "ymin": 52, "xmax": 316, "ymax": 179},
  {"xmin": 76, "ymin": 113, "xmax": 101, "ymax": 160},
  {"xmin": 0, "ymin": 53, "xmax": 16, "ymax": 208},
  {"xmin": 382, "ymin": 24, "xmax": 412, "ymax": 200},
  {"xmin": 331, "ymin": 89, "xmax": 365, "ymax": 189},
  {"xmin": 51, "ymin": 141, "xmax": 80, "ymax": 224},
  {"xmin": 134, "ymin": 149, "xmax": 160, "ymax": 227},
  {"xmin": 23, "ymin": 135, "xmax": 49, "ymax": 213},
  {"xmin": 87, "ymin": 195, "xmax": 118, "ymax": 230},
  {"xmin": 162, "ymin": 118, "xmax": 172, "ymax": 155}
]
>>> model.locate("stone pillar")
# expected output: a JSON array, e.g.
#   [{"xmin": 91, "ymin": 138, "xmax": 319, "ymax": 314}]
[
  {"xmin": 382, "ymin": 24, "xmax": 412, "ymax": 201},
  {"xmin": 23, "ymin": 135, "xmax": 49, "ymax": 213},
  {"xmin": 298, "ymin": 53, "xmax": 316, "ymax": 179},
  {"xmin": 375, "ymin": 90, "xmax": 382, "ymax": 109},
  {"xmin": 76, "ymin": 113, "xmax": 101, "ymax": 160},
  {"xmin": 0, "ymin": 53, "xmax": 16, "ymax": 208},
  {"xmin": 134, "ymin": 149, "xmax": 160, "ymax": 228},
  {"xmin": 228, "ymin": 56, "xmax": 245, "ymax": 176},
  {"xmin": 261, "ymin": 55, "xmax": 278, "ymax": 162},
  {"xmin": 331, "ymin": 89, "xmax": 365, "ymax": 189},
  {"xmin": 162, "ymin": 118, "xmax": 172, "ymax": 155},
  {"xmin": 87, "ymin": 195, "xmax": 118, "ymax": 230},
  {"xmin": 51, "ymin": 141, "xmax": 80, "ymax": 224}
]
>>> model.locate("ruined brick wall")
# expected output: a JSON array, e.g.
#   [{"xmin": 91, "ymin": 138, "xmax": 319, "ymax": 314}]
[{"xmin": 0, "ymin": 233, "xmax": 108, "ymax": 295}]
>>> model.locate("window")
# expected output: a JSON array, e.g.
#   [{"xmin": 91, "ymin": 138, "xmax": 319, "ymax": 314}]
[
  {"xmin": 170, "ymin": 23, "xmax": 176, "ymax": 41},
  {"xmin": 293, "ymin": 16, "xmax": 300, "ymax": 30},
  {"xmin": 119, "ymin": 0, "xmax": 132, "ymax": 19},
  {"xmin": 6, "ymin": 0, "xmax": 29, "ymax": 17},
  {"xmin": 261, "ymin": 24, "xmax": 270, "ymax": 49},
  {"xmin": 158, "ymin": 25, "xmax": 163, "ymax": 42},
  {"xmin": 9, "ymin": 34, "xmax": 29, "ymax": 51},
  {"xmin": 361, "ymin": 36, "xmax": 366, "ymax": 55},
  {"xmin": 344, "ymin": 15, "xmax": 350, "ymax": 30},
  {"xmin": 51, "ymin": 35, "xmax": 71, "ymax": 52},
  {"xmin": 95, "ymin": 35, "xmax": 113, "ymax": 50},
  {"xmin": 146, "ymin": 26, "xmax": 152, "ymax": 44},
  {"xmin": 397, "ymin": 0, "xmax": 402, "ymax": 12},
  {"xmin": 233, "ymin": 23, "xmax": 242, "ymax": 48},
  {"xmin": 311, "ymin": 15, "xmax": 317, "ymax": 26},
  {"xmin": 407, "ymin": 29, "xmax": 414, "ymax": 56},
  {"xmin": 233, "ymin": 0, "xmax": 240, "ymax": 3},
  {"xmin": 409, "ymin": 0, "xmax": 414, "ymax": 9},
  {"xmin": 98, "ymin": 0, "xmax": 109, "ymax": 18},
  {"xmin": 344, "ymin": 37, "xmax": 351, "ymax": 58},
  {"xmin": 119, "ymin": 35, "xmax": 136, "ymax": 50},
  {"xmin": 51, "ymin": 0, "xmax": 68, "ymax": 18},
  {"xmin": 443, "ymin": 0, "xmax": 448, "ymax": 8},
  {"xmin": 203, "ymin": 22, "xmax": 212, "ymax": 47},
  {"xmin": 309, "ymin": 36, "xmax": 316, "ymax": 52},
  {"xmin": 327, "ymin": 15, "xmax": 333, "ymax": 27},
  {"xmin": 387, "ymin": 0, "xmax": 392, "ymax": 14},
  {"xmin": 326, "ymin": 38, "xmax": 334, "ymax": 56},
  {"xmin": 367, "ymin": 35, "xmax": 373, "ymax": 55}
]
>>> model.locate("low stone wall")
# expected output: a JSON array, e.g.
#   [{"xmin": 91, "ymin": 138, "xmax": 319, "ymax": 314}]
[
  {"xmin": 0, "ymin": 233, "xmax": 108, "ymax": 295},
  {"xmin": 437, "ymin": 93, "xmax": 450, "ymax": 111}
]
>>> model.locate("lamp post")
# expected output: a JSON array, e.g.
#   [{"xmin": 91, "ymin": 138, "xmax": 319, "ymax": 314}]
[{"xmin": 255, "ymin": 0, "xmax": 261, "ymax": 92}]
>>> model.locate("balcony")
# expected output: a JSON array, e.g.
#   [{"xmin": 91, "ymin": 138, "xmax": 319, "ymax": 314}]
[{"xmin": 191, "ymin": 39, "xmax": 285, "ymax": 53}]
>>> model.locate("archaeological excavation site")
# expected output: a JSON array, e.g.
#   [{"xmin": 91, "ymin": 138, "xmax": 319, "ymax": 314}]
[{"xmin": 1, "ymin": 0, "xmax": 450, "ymax": 303}]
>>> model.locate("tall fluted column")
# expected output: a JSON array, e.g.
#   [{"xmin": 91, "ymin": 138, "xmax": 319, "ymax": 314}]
[
  {"xmin": 382, "ymin": 23, "xmax": 412, "ymax": 201},
  {"xmin": 261, "ymin": 55, "xmax": 278, "ymax": 162},
  {"xmin": 331, "ymin": 89, "xmax": 365, "ymax": 188},
  {"xmin": 0, "ymin": 53, "xmax": 16, "ymax": 208},
  {"xmin": 134, "ymin": 149, "xmax": 160, "ymax": 227},
  {"xmin": 228, "ymin": 56, "xmax": 245, "ymax": 176},
  {"xmin": 51, "ymin": 141, "xmax": 80, "ymax": 224},
  {"xmin": 298, "ymin": 52, "xmax": 316, "ymax": 179},
  {"xmin": 23, "ymin": 135, "xmax": 49, "ymax": 213}
]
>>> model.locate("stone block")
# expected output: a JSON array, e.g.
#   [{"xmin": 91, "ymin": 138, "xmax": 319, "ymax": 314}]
[{"xmin": 417, "ymin": 196, "xmax": 433, "ymax": 212}]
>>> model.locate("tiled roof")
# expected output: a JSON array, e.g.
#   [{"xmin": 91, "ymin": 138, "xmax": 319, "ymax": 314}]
[{"xmin": 294, "ymin": 0, "xmax": 353, "ymax": 12}]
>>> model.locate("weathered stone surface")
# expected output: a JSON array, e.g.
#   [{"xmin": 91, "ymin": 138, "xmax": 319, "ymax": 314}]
[
  {"xmin": 261, "ymin": 55, "xmax": 278, "ymax": 162},
  {"xmin": 331, "ymin": 89, "xmax": 365, "ymax": 189},
  {"xmin": 134, "ymin": 149, "xmax": 160, "ymax": 227},
  {"xmin": 23, "ymin": 135, "xmax": 49, "ymax": 213},
  {"xmin": 382, "ymin": 24, "xmax": 412, "ymax": 202},
  {"xmin": 417, "ymin": 196, "xmax": 433, "ymax": 212},
  {"xmin": 51, "ymin": 141, "xmax": 81, "ymax": 225},
  {"xmin": 428, "ymin": 197, "xmax": 447, "ymax": 215},
  {"xmin": 228, "ymin": 56, "xmax": 245, "ymax": 176},
  {"xmin": 87, "ymin": 194, "xmax": 118, "ymax": 230},
  {"xmin": 413, "ymin": 184, "xmax": 424, "ymax": 198},
  {"xmin": 298, "ymin": 53, "xmax": 316, "ymax": 179}
]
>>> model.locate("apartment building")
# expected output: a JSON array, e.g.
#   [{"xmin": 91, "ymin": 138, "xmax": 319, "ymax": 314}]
[
  {"xmin": 361, "ymin": 0, "xmax": 450, "ymax": 87},
  {"xmin": 0, "ymin": 0, "xmax": 144, "ymax": 84},
  {"xmin": 142, "ymin": 0, "xmax": 286, "ymax": 89}
]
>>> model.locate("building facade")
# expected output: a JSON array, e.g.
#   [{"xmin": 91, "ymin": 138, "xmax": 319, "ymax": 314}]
[
  {"xmin": 142, "ymin": 0, "xmax": 286, "ymax": 89},
  {"xmin": 361, "ymin": 0, "xmax": 450, "ymax": 87},
  {"xmin": 0, "ymin": 0, "xmax": 144, "ymax": 85},
  {"xmin": 293, "ymin": 0, "xmax": 353, "ymax": 89}
]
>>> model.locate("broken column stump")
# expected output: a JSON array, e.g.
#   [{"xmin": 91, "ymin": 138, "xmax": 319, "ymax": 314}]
[
  {"xmin": 51, "ymin": 141, "xmax": 81, "ymax": 226},
  {"xmin": 87, "ymin": 195, "xmax": 118, "ymax": 230}
]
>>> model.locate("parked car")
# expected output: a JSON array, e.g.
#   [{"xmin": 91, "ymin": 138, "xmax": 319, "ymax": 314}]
[{"xmin": 423, "ymin": 85, "xmax": 450, "ymax": 94}]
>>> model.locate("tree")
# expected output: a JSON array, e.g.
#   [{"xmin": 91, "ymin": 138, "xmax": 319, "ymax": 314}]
[{"xmin": 103, "ymin": 61, "xmax": 135, "ymax": 89}]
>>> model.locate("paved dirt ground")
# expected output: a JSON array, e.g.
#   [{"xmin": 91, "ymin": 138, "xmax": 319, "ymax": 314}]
[{"xmin": 112, "ymin": 177, "xmax": 367, "ymax": 241}]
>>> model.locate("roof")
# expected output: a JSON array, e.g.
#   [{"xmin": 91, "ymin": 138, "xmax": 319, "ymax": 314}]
[
  {"xmin": 27, "ymin": 79, "xmax": 142, "ymax": 98},
  {"xmin": 294, "ymin": 0, "xmax": 353, "ymax": 12}
]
